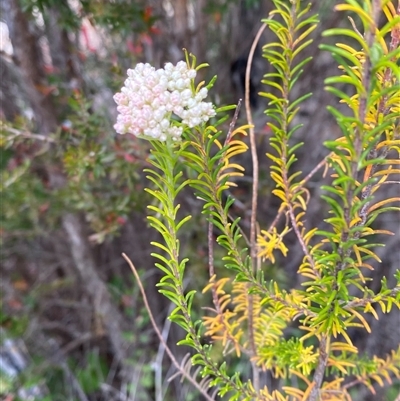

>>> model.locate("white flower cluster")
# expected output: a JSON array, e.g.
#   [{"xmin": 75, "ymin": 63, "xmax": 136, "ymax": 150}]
[{"xmin": 114, "ymin": 61, "xmax": 216, "ymax": 141}]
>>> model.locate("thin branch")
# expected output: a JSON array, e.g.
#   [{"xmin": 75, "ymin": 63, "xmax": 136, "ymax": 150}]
[
  {"xmin": 208, "ymin": 220, "xmax": 216, "ymax": 279},
  {"xmin": 245, "ymin": 21, "xmax": 267, "ymax": 271},
  {"xmin": 155, "ymin": 303, "xmax": 174, "ymax": 401},
  {"xmin": 266, "ymin": 209, "xmax": 284, "ymax": 233},
  {"xmin": 100, "ymin": 383, "xmax": 131, "ymax": 401},
  {"xmin": 345, "ymin": 286, "xmax": 400, "ymax": 309},
  {"xmin": 333, "ymin": 0, "xmax": 379, "ymax": 281},
  {"xmin": 342, "ymin": 344, "xmax": 400, "ymax": 392},
  {"xmin": 353, "ymin": 7, "xmax": 400, "ymax": 231},
  {"xmin": 225, "ymin": 99, "xmax": 242, "ymax": 145},
  {"xmin": 207, "ymin": 215, "xmax": 222, "ymax": 321},
  {"xmin": 287, "ymin": 202, "xmax": 319, "ymax": 278},
  {"xmin": 341, "ymin": 378, "xmax": 363, "ymax": 390},
  {"xmin": 3, "ymin": 125, "xmax": 56, "ymax": 143},
  {"xmin": 58, "ymin": 333, "xmax": 94, "ymax": 357},
  {"xmin": 308, "ymin": 335, "xmax": 329, "ymax": 401},
  {"xmin": 61, "ymin": 363, "xmax": 91, "ymax": 401},
  {"xmin": 122, "ymin": 253, "xmax": 215, "ymax": 401},
  {"xmin": 347, "ymin": 16, "xmax": 363, "ymax": 38},
  {"xmin": 216, "ymin": 101, "xmax": 253, "ymax": 357},
  {"xmin": 206, "ymin": 215, "xmax": 250, "ymax": 357},
  {"xmin": 301, "ymin": 155, "xmax": 329, "ymax": 186},
  {"xmin": 265, "ymin": 153, "xmax": 328, "ymax": 236},
  {"xmin": 245, "ymin": 22, "xmax": 267, "ymax": 394}
]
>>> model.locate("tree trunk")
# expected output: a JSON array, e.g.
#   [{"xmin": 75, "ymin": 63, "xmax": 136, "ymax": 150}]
[
  {"xmin": 4, "ymin": 0, "xmax": 58, "ymax": 134},
  {"xmin": 62, "ymin": 213, "xmax": 131, "ymax": 378}
]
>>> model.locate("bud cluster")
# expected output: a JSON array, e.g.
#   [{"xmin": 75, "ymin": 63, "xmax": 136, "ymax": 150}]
[{"xmin": 114, "ymin": 61, "xmax": 215, "ymax": 141}]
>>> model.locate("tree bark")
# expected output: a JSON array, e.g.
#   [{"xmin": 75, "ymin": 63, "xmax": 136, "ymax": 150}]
[
  {"xmin": 4, "ymin": 0, "xmax": 58, "ymax": 134},
  {"xmin": 62, "ymin": 213, "xmax": 131, "ymax": 378}
]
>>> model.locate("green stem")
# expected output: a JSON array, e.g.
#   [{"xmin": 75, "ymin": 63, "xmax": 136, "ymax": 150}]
[{"xmin": 149, "ymin": 139, "xmax": 255, "ymax": 399}]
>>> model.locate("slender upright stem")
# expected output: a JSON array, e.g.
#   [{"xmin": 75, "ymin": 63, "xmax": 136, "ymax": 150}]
[
  {"xmin": 245, "ymin": 22, "xmax": 267, "ymax": 272},
  {"xmin": 123, "ymin": 254, "xmax": 215, "ymax": 401},
  {"xmin": 308, "ymin": 335, "xmax": 329, "ymax": 401},
  {"xmin": 244, "ymin": 23, "xmax": 268, "ymax": 393}
]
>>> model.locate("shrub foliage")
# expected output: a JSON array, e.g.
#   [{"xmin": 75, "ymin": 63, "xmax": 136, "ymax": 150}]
[{"xmin": 125, "ymin": 1, "xmax": 400, "ymax": 400}]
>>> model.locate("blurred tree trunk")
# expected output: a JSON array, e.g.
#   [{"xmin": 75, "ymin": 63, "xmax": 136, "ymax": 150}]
[
  {"xmin": 0, "ymin": 55, "xmax": 19, "ymax": 120},
  {"xmin": 44, "ymin": 6, "xmax": 82, "ymax": 88},
  {"xmin": 191, "ymin": 0, "xmax": 207, "ymax": 66},
  {"xmin": 62, "ymin": 214, "xmax": 130, "ymax": 372},
  {"xmin": 172, "ymin": 0, "xmax": 189, "ymax": 50},
  {"xmin": 3, "ymin": 0, "xmax": 58, "ymax": 134}
]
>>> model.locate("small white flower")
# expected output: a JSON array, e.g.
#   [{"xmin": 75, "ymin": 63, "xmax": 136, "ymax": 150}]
[
  {"xmin": 142, "ymin": 105, "xmax": 153, "ymax": 120},
  {"xmin": 186, "ymin": 98, "xmax": 197, "ymax": 109},
  {"xmin": 131, "ymin": 96, "xmax": 144, "ymax": 108},
  {"xmin": 164, "ymin": 62, "xmax": 174, "ymax": 72},
  {"xmin": 160, "ymin": 118, "xmax": 170, "ymax": 130},
  {"xmin": 187, "ymin": 69, "xmax": 196, "ymax": 79},
  {"xmin": 175, "ymin": 78, "xmax": 186, "ymax": 90},
  {"xmin": 189, "ymin": 117, "xmax": 201, "ymax": 127},
  {"xmin": 153, "ymin": 108, "xmax": 166, "ymax": 122},
  {"xmin": 148, "ymin": 119, "xmax": 157, "ymax": 129},
  {"xmin": 176, "ymin": 61, "xmax": 187, "ymax": 72},
  {"xmin": 196, "ymin": 87, "xmax": 208, "ymax": 101},
  {"xmin": 180, "ymin": 89, "xmax": 192, "ymax": 101},
  {"xmin": 170, "ymin": 91, "xmax": 181, "ymax": 105},
  {"xmin": 171, "ymin": 71, "xmax": 181, "ymax": 81},
  {"xmin": 173, "ymin": 105, "xmax": 184, "ymax": 116},
  {"xmin": 167, "ymin": 81, "xmax": 176, "ymax": 91},
  {"xmin": 153, "ymin": 84, "xmax": 165, "ymax": 95}
]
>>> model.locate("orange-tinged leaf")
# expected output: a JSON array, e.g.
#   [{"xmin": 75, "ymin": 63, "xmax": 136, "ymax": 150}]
[
  {"xmin": 301, "ymin": 382, "xmax": 315, "ymax": 401},
  {"xmin": 202, "ymin": 274, "xmax": 216, "ymax": 293},
  {"xmin": 371, "ymin": 374, "xmax": 384, "ymax": 387},
  {"xmin": 363, "ymin": 163, "xmax": 374, "ymax": 182},
  {"xmin": 330, "ymin": 341, "xmax": 358, "ymax": 353},
  {"xmin": 353, "ymin": 245, "xmax": 362, "ymax": 266},
  {"xmin": 272, "ymin": 189, "xmax": 287, "ymax": 202},
  {"xmin": 328, "ymin": 357, "xmax": 349, "ymax": 374},
  {"xmin": 357, "ymin": 246, "xmax": 382, "ymax": 262},
  {"xmin": 271, "ymin": 172, "xmax": 285, "ymax": 185},
  {"xmin": 361, "ymin": 229, "xmax": 394, "ymax": 236},
  {"xmin": 360, "ymin": 262, "xmax": 374, "ymax": 271},
  {"xmin": 368, "ymin": 197, "xmax": 400, "ymax": 213},
  {"xmin": 282, "ymin": 386, "xmax": 304, "ymax": 399},
  {"xmin": 376, "ymin": 139, "xmax": 400, "ymax": 149},
  {"xmin": 383, "ymin": 2, "xmax": 396, "ymax": 21},
  {"xmin": 350, "ymin": 308, "xmax": 372, "ymax": 332},
  {"xmin": 374, "ymin": 169, "xmax": 400, "ymax": 176},
  {"xmin": 289, "ymin": 369, "xmax": 311, "ymax": 385},
  {"xmin": 336, "ymin": 43, "xmax": 361, "ymax": 54},
  {"xmin": 335, "ymin": 4, "xmax": 375, "ymax": 27},
  {"xmin": 341, "ymin": 329, "xmax": 354, "ymax": 346},
  {"xmin": 364, "ymin": 302, "xmax": 379, "ymax": 320},
  {"xmin": 378, "ymin": 300, "xmax": 387, "ymax": 313}
]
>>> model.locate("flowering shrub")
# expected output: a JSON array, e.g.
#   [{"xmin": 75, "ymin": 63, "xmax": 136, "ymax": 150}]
[
  {"xmin": 119, "ymin": 1, "xmax": 400, "ymax": 400},
  {"xmin": 113, "ymin": 60, "xmax": 215, "ymax": 141}
]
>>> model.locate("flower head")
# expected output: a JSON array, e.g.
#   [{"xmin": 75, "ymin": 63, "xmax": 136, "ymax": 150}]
[{"xmin": 114, "ymin": 61, "xmax": 215, "ymax": 141}]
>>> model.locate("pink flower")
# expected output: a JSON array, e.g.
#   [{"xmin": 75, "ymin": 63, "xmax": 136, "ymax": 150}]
[{"xmin": 114, "ymin": 60, "xmax": 215, "ymax": 141}]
